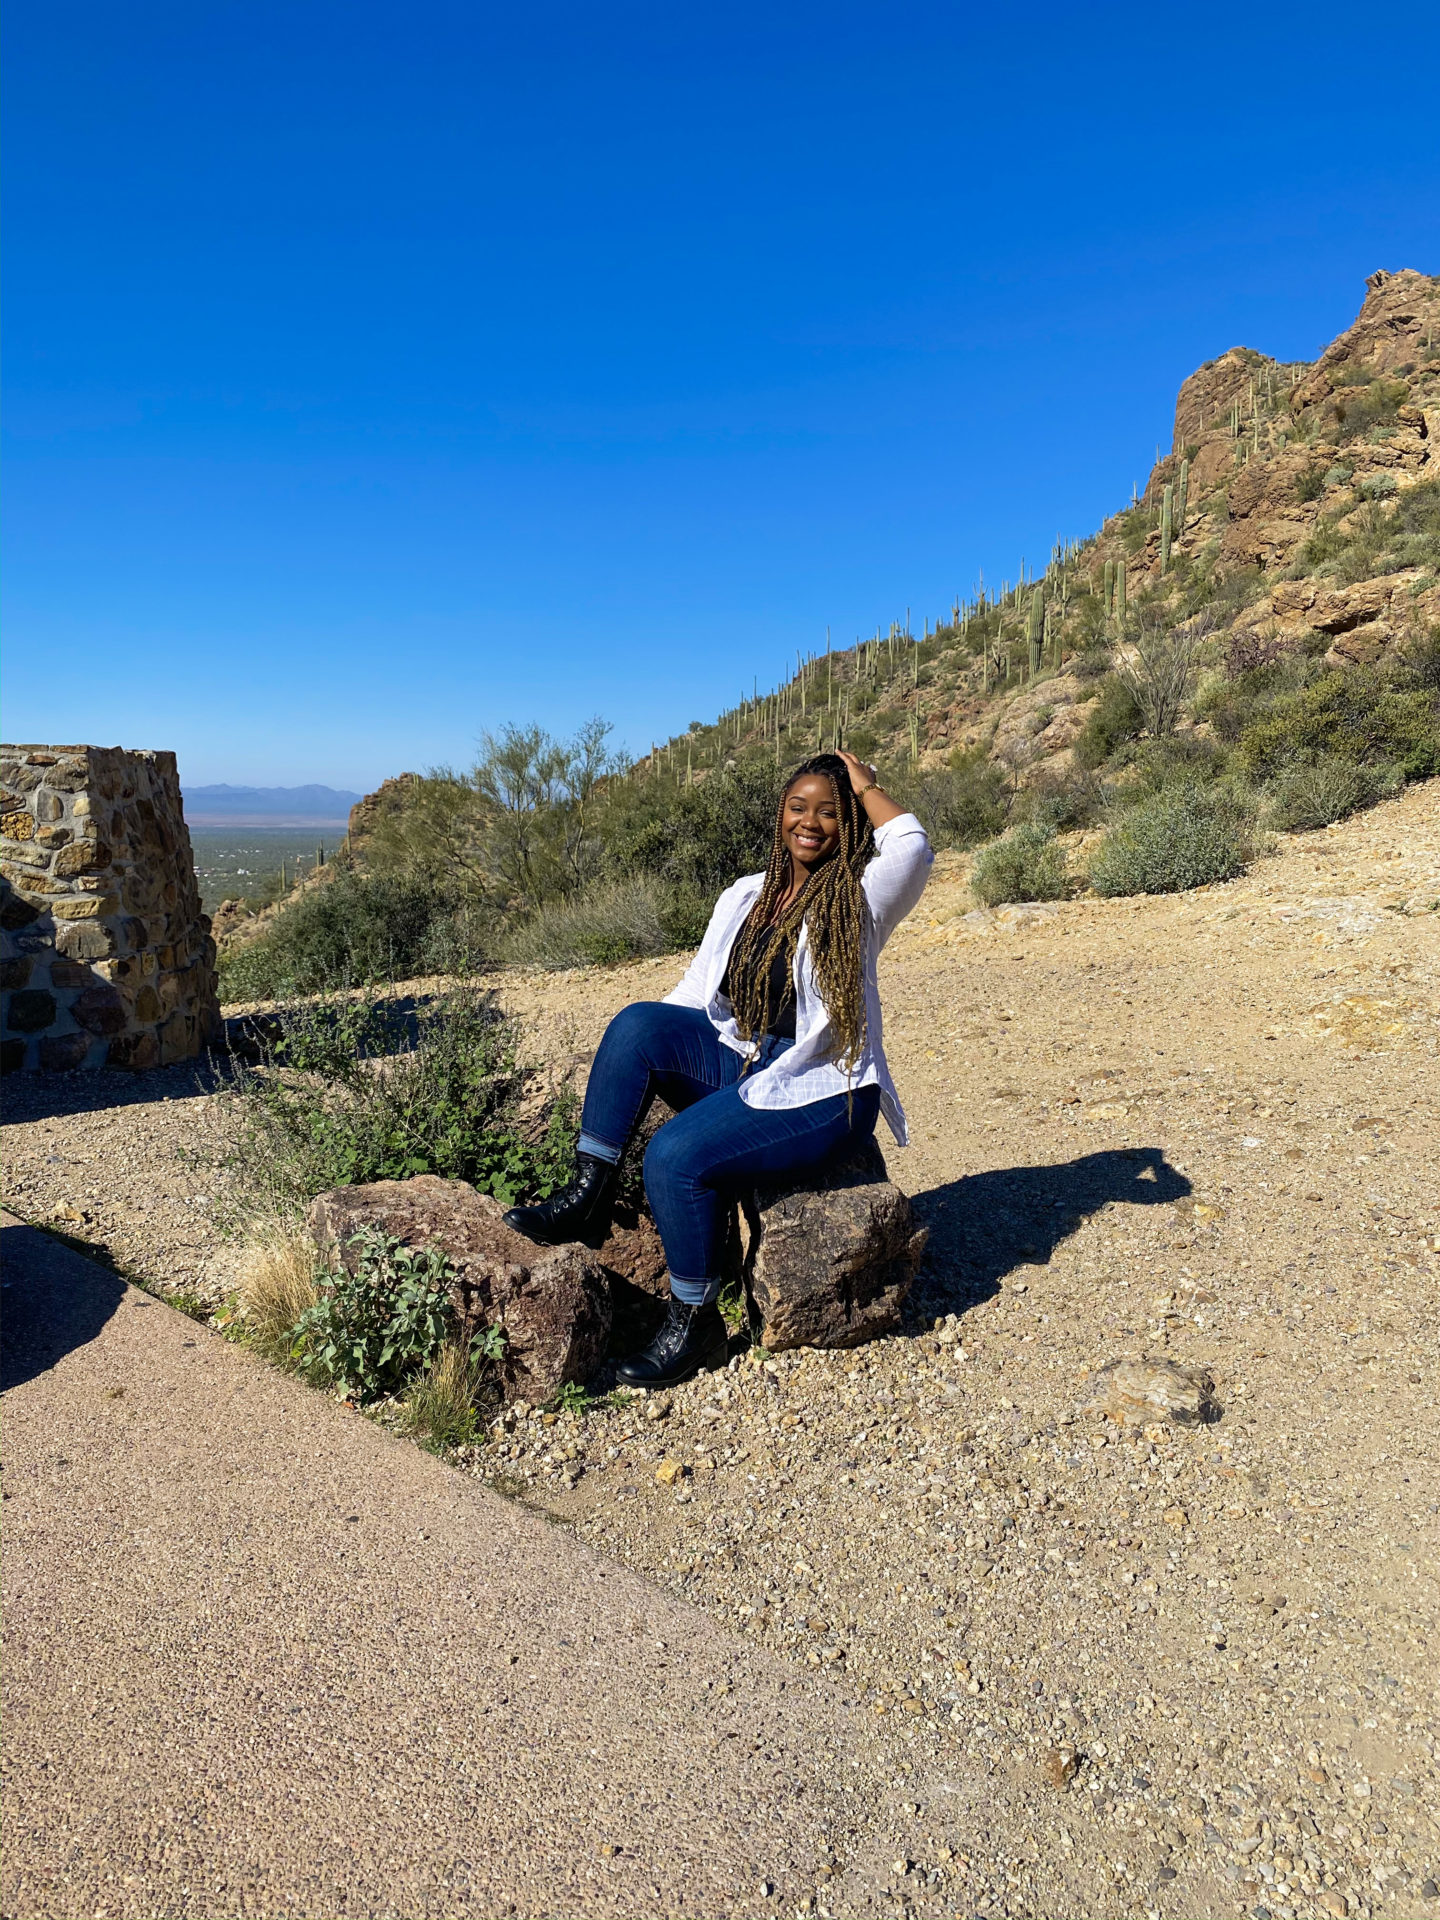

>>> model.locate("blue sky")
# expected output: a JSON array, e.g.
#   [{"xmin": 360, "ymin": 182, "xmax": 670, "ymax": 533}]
[{"xmin": 5, "ymin": 0, "xmax": 1438, "ymax": 790}]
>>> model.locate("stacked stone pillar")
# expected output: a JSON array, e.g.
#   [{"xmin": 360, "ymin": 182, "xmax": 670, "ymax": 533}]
[{"xmin": 1, "ymin": 745, "xmax": 221, "ymax": 1072}]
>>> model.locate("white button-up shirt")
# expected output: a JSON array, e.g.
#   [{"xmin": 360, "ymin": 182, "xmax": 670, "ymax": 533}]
[{"xmin": 662, "ymin": 811, "xmax": 934, "ymax": 1144}]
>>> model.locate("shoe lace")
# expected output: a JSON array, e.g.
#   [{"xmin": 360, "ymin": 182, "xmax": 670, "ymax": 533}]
[{"xmin": 655, "ymin": 1298, "xmax": 694, "ymax": 1360}]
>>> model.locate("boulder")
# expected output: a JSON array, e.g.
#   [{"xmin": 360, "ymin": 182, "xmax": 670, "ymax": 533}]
[
  {"xmin": 306, "ymin": 1175, "xmax": 611, "ymax": 1404},
  {"xmin": 592, "ymin": 1204, "xmax": 672, "ymax": 1354},
  {"xmin": 741, "ymin": 1137, "xmax": 927, "ymax": 1352}
]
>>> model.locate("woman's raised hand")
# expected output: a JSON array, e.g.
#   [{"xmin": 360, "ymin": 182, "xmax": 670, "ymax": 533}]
[{"xmin": 834, "ymin": 748, "xmax": 879, "ymax": 794}]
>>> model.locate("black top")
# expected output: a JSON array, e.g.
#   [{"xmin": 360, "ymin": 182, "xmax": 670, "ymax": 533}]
[{"xmin": 720, "ymin": 942, "xmax": 796, "ymax": 1040}]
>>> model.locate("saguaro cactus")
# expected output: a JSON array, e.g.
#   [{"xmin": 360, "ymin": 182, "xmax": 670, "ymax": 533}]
[
  {"xmin": 1116, "ymin": 565, "xmax": 1127, "ymax": 625},
  {"xmin": 1176, "ymin": 457, "xmax": 1190, "ymax": 536},
  {"xmin": 1103, "ymin": 558, "xmax": 1115, "ymax": 614},
  {"xmin": 1160, "ymin": 483, "xmax": 1174, "ymax": 575},
  {"xmin": 1027, "ymin": 590, "xmax": 1044, "ymax": 677}
]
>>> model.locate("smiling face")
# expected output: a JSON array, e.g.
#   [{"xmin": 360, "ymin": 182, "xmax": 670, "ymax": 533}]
[{"xmin": 781, "ymin": 772, "xmax": 842, "ymax": 876}]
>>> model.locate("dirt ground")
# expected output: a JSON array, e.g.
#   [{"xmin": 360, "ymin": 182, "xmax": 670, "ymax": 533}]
[{"xmin": 4, "ymin": 783, "xmax": 1438, "ymax": 1920}]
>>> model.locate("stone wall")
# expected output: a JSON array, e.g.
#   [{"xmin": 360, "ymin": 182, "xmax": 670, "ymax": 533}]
[{"xmin": 1, "ymin": 745, "xmax": 221, "ymax": 1073}]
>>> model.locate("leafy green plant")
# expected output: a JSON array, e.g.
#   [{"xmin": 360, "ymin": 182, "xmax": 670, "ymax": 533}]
[
  {"xmin": 970, "ymin": 823, "xmax": 1069, "ymax": 907},
  {"xmin": 598, "ymin": 756, "xmax": 779, "ymax": 897},
  {"xmin": 1122, "ymin": 732, "xmax": 1229, "ymax": 795},
  {"xmin": 1295, "ymin": 464, "xmax": 1326, "ymax": 503},
  {"xmin": 1088, "ymin": 787, "xmax": 1255, "ymax": 897},
  {"xmin": 223, "ymin": 985, "xmax": 580, "ymax": 1219},
  {"xmin": 1019, "ymin": 762, "xmax": 1104, "ymax": 831},
  {"xmin": 1331, "ymin": 378, "xmax": 1409, "ymax": 446},
  {"xmin": 551, "ymin": 1380, "xmax": 594, "ymax": 1414},
  {"xmin": 292, "ymin": 1228, "xmax": 461, "ymax": 1400}
]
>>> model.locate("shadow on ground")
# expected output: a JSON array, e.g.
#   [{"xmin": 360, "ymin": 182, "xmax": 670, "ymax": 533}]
[
  {"xmin": 0, "ymin": 992, "xmax": 447, "ymax": 1126},
  {"xmin": 0, "ymin": 1218, "xmax": 129, "ymax": 1392},
  {"xmin": 909, "ymin": 1146, "xmax": 1192, "ymax": 1318}
]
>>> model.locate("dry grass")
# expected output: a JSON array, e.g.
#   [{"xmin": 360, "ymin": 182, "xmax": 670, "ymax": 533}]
[
  {"xmin": 405, "ymin": 1340, "xmax": 486, "ymax": 1449},
  {"xmin": 236, "ymin": 1228, "xmax": 320, "ymax": 1363}
]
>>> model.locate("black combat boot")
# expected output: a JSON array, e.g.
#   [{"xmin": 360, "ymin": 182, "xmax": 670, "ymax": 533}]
[
  {"xmin": 614, "ymin": 1297, "xmax": 729, "ymax": 1389},
  {"xmin": 502, "ymin": 1153, "xmax": 618, "ymax": 1246}
]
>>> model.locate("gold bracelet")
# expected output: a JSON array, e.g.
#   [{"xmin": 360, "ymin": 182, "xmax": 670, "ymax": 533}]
[{"xmin": 856, "ymin": 781, "xmax": 879, "ymax": 795}]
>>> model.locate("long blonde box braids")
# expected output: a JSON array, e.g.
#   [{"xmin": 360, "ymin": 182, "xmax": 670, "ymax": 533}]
[{"xmin": 725, "ymin": 754, "xmax": 876, "ymax": 1070}]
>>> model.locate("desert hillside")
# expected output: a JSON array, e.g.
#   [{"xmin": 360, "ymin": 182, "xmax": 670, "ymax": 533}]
[{"xmin": 638, "ymin": 267, "xmax": 1440, "ymax": 786}]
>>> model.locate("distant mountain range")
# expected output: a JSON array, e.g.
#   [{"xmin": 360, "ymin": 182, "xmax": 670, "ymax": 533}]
[{"xmin": 184, "ymin": 783, "xmax": 362, "ymax": 825}]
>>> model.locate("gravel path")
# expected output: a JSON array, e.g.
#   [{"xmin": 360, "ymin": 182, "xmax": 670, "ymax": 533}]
[{"xmin": 4, "ymin": 783, "xmax": 1438, "ymax": 1919}]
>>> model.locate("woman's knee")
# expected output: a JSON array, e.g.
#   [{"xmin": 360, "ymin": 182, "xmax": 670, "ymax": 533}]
[
  {"xmin": 643, "ymin": 1117, "xmax": 706, "ymax": 1199},
  {"xmin": 600, "ymin": 999, "xmax": 694, "ymax": 1058},
  {"xmin": 600, "ymin": 1000, "xmax": 656, "ymax": 1048}
]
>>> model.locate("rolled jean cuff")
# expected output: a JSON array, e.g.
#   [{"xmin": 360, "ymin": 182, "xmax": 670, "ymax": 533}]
[
  {"xmin": 577, "ymin": 1130, "xmax": 623, "ymax": 1164},
  {"xmin": 668, "ymin": 1272, "xmax": 721, "ymax": 1307}
]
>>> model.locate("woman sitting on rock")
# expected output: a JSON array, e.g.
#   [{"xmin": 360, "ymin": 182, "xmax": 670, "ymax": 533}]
[{"xmin": 504, "ymin": 750, "xmax": 932, "ymax": 1387}]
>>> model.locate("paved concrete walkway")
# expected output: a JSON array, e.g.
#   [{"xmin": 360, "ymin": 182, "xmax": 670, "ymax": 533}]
[{"xmin": 2, "ymin": 1216, "xmax": 889, "ymax": 1918}]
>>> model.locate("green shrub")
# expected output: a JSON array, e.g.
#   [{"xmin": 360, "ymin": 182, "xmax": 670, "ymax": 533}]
[
  {"xmin": 971, "ymin": 824, "xmax": 1069, "ymax": 907},
  {"xmin": 1386, "ymin": 478, "xmax": 1440, "ymax": 571},
  {"xmin": 1071, "ymin": 641, "xmax": 1113, "ymax": 681},
  {"xmin": 1019, "ymin": 763, "xmax": 1104, "ymax": 830},
  {"xmin": 218, "ymin": 869, "xmax": 475, "ymax": 1003},
  {"xmin": 899, "ymin": 753, "xmax": 1008, "ymax": 849},
  {"xmin": 1332, "ymin": 378, "xmax": 1409, "ymax": 445},
  {"xmin": 1400, "ymin": 628, "xmax": 1440, "ymax": 691},
  {"xmin": 291, "ymin": 1228, "xmax": 462, "ymax": 1400},
  {"xmin": 599, "ymin": 757, "xmax": 779, "ymax": 895},
  {"xmin": 1262, "ymin": 756, "xmax": 1393, "ymax": 833},
  {"xmin": 1088, "ymin": 787, "xmax": 1254, "ymax": 897},
  {"xmin": 1117, "ymin": 504, "xmax": 1153, "ymax": 554},
  {"xmin": 500, "ymin": 875, "xmax": 678, "ymax": 968},
  {"xmin": 1295, "ymin": 464, "xmax": 1327, "ymax": 503},
  {"xmin": 1075, "ymin": 675, "xmax": 1144, "ymax": 768},
  {"xmin": 1123, "ymin": 732, "xmax": 1229, "ymax": 794},
  {"xmin": 1237, "ymin": 667, "xmax": 1440, "ymax": 782},
  {"xmin": 224, "ymin": 986, "xmax": 579, "ymax": 1218},
  {"xmin": 1201, "ymin": 649, "xmax": 1312, "ymax": 743}
]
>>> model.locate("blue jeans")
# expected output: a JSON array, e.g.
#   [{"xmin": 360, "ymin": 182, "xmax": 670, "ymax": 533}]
[{"xmin": 578, "ymin": 1002, "xmax": 880, "ymax": 1305}]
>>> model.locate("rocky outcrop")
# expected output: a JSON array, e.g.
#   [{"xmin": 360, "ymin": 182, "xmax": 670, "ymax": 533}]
[
  {"xmin": 741, "ymin": 1138, "xmax": 927, "ymax": 1352},
  {"xmin": 346, "ymin": 773, "xmax": 421, "ymax": 848},
  {"xmin": 1290, "ymin": 268, "xmax": 1440, "ymax": 413},
  {"xmin": 1238, "ymin": 569, "xmax": 1440, "ymax": 668},
  {"xmin": 307, "ymin": 1175, "xmax": 611, "ymax": 1403},
  {"xmin": 1170, "ymin": 345, "xmax": 1281, "ymax": 460},
  {"xmin": 1, "ymin": 745, "xmax": 221, "ymax": 1073}
]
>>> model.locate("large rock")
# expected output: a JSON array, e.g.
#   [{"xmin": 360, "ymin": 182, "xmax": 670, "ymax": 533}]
[
  {"xmin": 306, "ymin": 1175, "xmax": 611, "ymax": 1404},
  {"xmin": 591, "ymin": 1204, "xmax": 672, "ymax": 1356},
  {"xmin": 1084, "ymin": 1352, "xmax": 1219, "ymax": 1428},
  {"xmin": 741, "ymin": 1137, "xmax": 926, "ymax": 1352}
]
